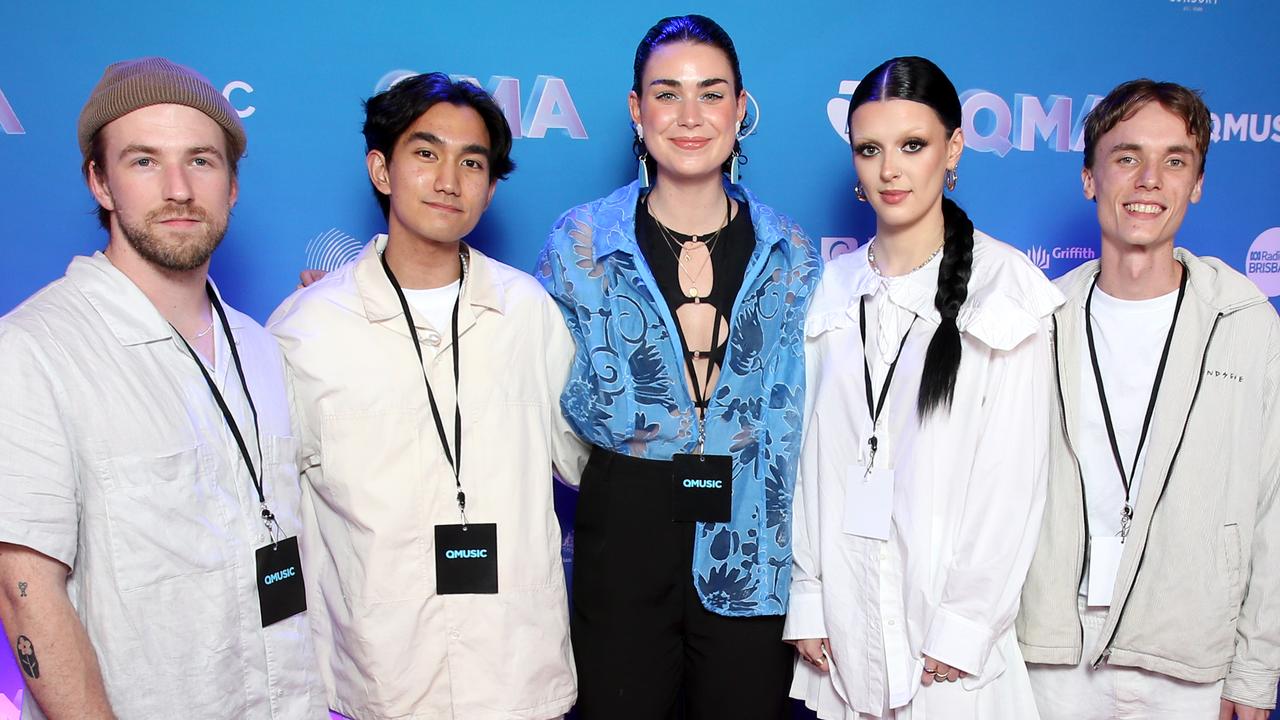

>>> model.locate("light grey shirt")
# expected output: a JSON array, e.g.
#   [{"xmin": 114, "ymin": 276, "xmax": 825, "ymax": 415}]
[{"xmin": 0, "ymin": 252, "xmax": 326, "ymax": 719}]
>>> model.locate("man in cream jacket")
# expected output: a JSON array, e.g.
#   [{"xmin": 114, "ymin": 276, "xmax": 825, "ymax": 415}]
[
  {"xmin": 269, "ymin": 73, "xmax": 587, "ymax": 720},
  {"xmin": 1018, "ymin": 79, "xmax": 1280, "ymax": 719}
]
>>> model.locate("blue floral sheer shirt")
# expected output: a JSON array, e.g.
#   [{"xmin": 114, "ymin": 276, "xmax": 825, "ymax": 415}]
[{"xmin": 536, "ymin": 181, "xmax": 821, "ymax": 616}]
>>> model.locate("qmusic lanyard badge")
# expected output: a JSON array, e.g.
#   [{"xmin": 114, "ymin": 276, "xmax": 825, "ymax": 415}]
[
  {"xmin": 671, "ymin": 307, "xmax": 732, "ymax": 523},
  {"xmin": 174, "ymin": 284, "xmax": 306, "ymax": 627},
  {"xmin": 383, "ymin": 249, "xmax": 499, "ymax": 595},
  {"xmin": 1083, "ymin": 268, "xmax": 1185, "ymax": 607},
  {"xmin": 845, "ymin": 297, "xmax": 916, "ymax": 540}
]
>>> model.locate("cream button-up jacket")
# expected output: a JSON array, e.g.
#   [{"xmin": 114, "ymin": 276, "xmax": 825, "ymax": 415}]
[
  {"xmin": 0, "ymin": 253, "xmax": 327, "ymax": 719},
  {"xmin": 784, "ymin": 233, "xmax": 1063, "ymax": 718},
  {"xmin": 270, "ymin": 237, "xmax": 588, "ymax": 720}
]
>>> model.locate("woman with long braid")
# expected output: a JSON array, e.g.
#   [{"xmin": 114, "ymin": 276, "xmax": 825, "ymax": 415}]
[{"xmin": 782, "ymin": 57, "xmax": 1063, "ymax": 719}]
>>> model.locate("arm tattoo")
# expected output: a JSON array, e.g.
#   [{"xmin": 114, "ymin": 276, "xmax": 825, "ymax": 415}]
[
  {"xmin": 17, "ymin": 581, "xmax": 27, "ymax": 597},
  {"xmin": 16, "ymin": 635, "xmax": 39, "ymax": 679}
]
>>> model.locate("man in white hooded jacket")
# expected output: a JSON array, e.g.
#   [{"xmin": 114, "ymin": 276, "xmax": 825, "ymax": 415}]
[{"xmin": 1018, "ymin": 79, "xmax": 1280, "ymax": 720}]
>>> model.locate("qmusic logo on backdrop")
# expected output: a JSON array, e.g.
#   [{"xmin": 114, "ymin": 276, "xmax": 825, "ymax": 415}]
[
  {"xmin": 378, "ymin": 70, "xmax": 588, "ymax": 140},
  {"xmin": 827, "ymin": 81, "xmax": 1104, "ymax": 156}
]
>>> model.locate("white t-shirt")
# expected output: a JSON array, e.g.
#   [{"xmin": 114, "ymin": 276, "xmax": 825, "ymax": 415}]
[
  {"xmin": 1077, "ymin": 284, "xmax": 1179, "ymax": 594},
  {"xmin": 403, "ymin": 279, "xmax": 461, "ymax": 333}
]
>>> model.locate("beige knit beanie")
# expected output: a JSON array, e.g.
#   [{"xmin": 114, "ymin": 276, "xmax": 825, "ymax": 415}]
[{"xmin": 77, "ymin": 57, "xmax": 246, "ymax": 163}]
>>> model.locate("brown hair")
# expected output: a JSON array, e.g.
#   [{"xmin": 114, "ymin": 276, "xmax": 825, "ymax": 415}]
[{"xmin": 1082, "ymin": 79, "xmax": 1211, "ymax": 174}]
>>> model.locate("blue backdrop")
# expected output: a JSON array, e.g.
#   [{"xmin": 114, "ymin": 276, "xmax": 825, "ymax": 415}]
[{"xmin": 2, "ymin": 1, "xmax": 1278, "ymax": 717}]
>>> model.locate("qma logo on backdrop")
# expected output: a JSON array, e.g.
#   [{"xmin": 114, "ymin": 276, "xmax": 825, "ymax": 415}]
[
  {"xmin": 827, "ymin": 81, "xmax": 1103, "ymax": 156},
  {"xmin": 378, "ymin": 70, "xmax": 588, "ymax": 140},
  {"xmin": 827, "ymin": 83, "xmax": 1279, "ymax": 152},
  {"xmin": 1246, "ymin": 227, "xmax": 1280, "ymax": 297},
  {"xmin": 0, "ymin": 81, "xmax": 253, "ymax": 135}
]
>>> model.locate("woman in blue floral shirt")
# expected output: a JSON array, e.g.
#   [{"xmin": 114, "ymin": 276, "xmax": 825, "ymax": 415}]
[{"xmin": 536, "ymin": 14, "xmax": 821, "ymax": 720}]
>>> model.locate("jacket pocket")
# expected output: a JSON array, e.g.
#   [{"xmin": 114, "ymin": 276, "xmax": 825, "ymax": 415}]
[
  {"xmin": 1221, "ymin": 523, "xmax": 1242, "ymax": 622},
  {"xmin": 104, "ymin": 445, "xmax": 236, "ymax": 591}
]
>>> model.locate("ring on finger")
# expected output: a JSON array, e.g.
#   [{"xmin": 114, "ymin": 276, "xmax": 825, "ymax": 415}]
[{"xmin": 932, "ymin": 672, "xmax": 948, "ymax": 681}]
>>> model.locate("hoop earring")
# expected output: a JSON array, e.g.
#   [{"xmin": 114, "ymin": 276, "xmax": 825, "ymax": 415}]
[
  {"xmin": 729, "ymin": 149, "xmax": 741, "ymax": 185},
  {"xmin": 638, "ymin": 153, "xmax": 650, "ymax": 189},
  {"xmin": 854, "ymin": 182, "xmax": 867, "ymax": 202},
  {"xmin": 945, "ymin": 167, "xmax": 958, "ymax": 192}
]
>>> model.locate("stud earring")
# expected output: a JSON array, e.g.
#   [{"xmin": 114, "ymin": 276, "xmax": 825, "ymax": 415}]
[{"xmin": 854, "ymin": 182, "xmax": 867, "ymax": 202}]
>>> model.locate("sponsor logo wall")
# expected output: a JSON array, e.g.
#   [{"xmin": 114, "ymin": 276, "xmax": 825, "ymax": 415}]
[{"xmin": 1, "ymin": 1, "xmax": 1277, "ymax": 717}]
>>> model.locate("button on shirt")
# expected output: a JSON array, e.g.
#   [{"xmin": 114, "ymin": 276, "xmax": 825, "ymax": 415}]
[
  {"xmin": 785, "ymin": 234, "xmax": 1062, "ymax": 718},
  {"xmin": 0, "ymin": 253, "xmax": 326, "ymax": 720},
  {"xmin": 269, "ymin": 237, "xmax": 588, "ymax": 720}
]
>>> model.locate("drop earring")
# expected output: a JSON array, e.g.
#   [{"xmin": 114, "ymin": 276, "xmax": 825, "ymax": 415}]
[
  {"xmin": 854, "ymin": 182, "xmax": 867, "ymax": 202},
  {"xmin": 636, "ymin": 124, "xmax": 650, "ymax": 188},
  {"xmin": 729, "ymin": 150, "xmax": 741, "ymax": 185},
  {"xmin": 945, "ymin": 167, "xmax": 958, "ymax": 192}
]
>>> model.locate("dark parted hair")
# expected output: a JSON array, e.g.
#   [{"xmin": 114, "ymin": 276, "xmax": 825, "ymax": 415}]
[
  {"xmin": 847, "ymin": 56, "xmax": 973, "ymax": 417},
  {"xmin": 631, "ymin": 15, "xmax": 748, "ymax": 179},
  {"xmin": 362, "ymin": 72, "xmax": 515, "ymax": 218},
  {"xmin": 1082, "ymin": 78, "xmax": 1212, "ymax": 174}
]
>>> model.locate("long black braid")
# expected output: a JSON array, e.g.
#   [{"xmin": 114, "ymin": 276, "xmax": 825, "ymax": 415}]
[
  {"xmin": 918, "ymin": 197, "xmax": 975, "ymax": 415},
  {"xmin": 848, "ymin": 56, "xmax": 973, "ymax": 418}
]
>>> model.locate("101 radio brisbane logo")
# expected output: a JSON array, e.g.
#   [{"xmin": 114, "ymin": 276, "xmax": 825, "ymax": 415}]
[{"xmin": 1246, "ymin": 227, "xmax": 1280, "ymax": 298}]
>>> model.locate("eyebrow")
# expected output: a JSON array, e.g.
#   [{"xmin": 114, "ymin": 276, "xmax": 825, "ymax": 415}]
[
  {"xmin": 118, "ymin": 144, "xmax": 225, "ymax": 160},
  {"xmin": 648, "ymin": 77, "xmax": 730, "ymax": 89},
  {"xmin": 405, "ymin": 131, "xmax": 490, "ymax": 156},
  {"xmin": 1109, "ymin": 142, "xmax": 1195, "ymax": 156},
  {"xmin": 850, "ymin": 128, "xmax": 932, "ymax": 144}
]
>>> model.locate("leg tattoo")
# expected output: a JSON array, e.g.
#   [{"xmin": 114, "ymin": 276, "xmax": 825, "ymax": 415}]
[{"xmin": 17, "ymin": 581, "xmax": 27, "ymax": 597}]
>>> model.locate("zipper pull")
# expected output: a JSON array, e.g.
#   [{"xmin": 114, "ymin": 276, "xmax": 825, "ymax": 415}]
[{"xmin": 1091, "ymin": 649, "xmax": 1111, "ymax": 670}]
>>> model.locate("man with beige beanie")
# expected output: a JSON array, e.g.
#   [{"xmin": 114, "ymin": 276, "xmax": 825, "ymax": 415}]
[{"xmin": 0, "ymin": 57, "xmax": 326, "ymax": 718}]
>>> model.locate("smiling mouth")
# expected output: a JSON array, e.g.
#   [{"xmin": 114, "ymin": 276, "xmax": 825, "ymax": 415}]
[
  {"xmin": 671, "ymin": 137, "xmax": 711, "ymax": 150},
  {"xmin": 1124, "ymin": 202, "xmax": 1165, "ymax": 216}
]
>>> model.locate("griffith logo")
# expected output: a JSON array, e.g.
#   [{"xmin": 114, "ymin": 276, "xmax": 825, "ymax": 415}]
[
  {"xmin": 1026, "ymin": 246, "xmax": 1051, "ymax": 270},
  {"xmin": 0, "ymin": 87, "xmax": 25, "ymax": 135}
]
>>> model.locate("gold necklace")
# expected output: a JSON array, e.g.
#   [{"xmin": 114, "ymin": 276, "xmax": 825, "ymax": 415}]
[{"xmin": 647, "ymin": 194, "xmax": 731, "ymax": 302}]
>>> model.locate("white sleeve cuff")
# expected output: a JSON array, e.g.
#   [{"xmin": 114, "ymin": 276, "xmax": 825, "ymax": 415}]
[
  {"xmin": 922, "ymin": 606, "xmax": 997, "ymax": 677},
  {"xmin": 782, "ymin": 590, "xmax": 827, "ymax": 640}
]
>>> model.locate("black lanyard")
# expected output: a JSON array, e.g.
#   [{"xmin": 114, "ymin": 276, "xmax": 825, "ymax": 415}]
[
  {"xmin": 380, "ymin": 249, "xmax": 468, "ymax": 524},
  {"xmin": 172, "ymin": 283, "xmax": 278, "ymax": 538},
  {"xmin": 676, "ymin": 308, "xmax": 723, "ymax": 414},
  {"xmin": 859, "ymin": 296, "xmax": 917, "ymax": 470},
  {"xmin": 1084, "ymin": 264, "xmax": 1186, "ymax": 538}
]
